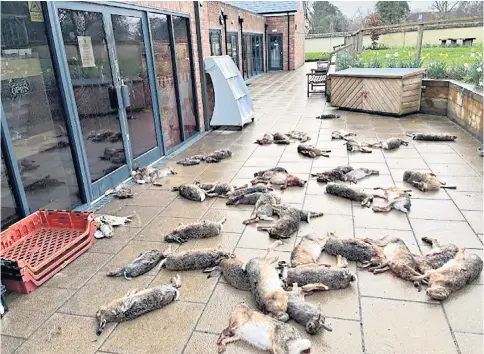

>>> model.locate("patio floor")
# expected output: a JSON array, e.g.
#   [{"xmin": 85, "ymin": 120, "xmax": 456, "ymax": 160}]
[{"xmin": 2, "ymin": 63, "xmax": 483, "ymax": 354}]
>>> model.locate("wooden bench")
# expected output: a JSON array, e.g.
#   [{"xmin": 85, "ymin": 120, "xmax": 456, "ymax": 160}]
[{"xmin": 440, "ymin": 37, "xmax": 476, "ymax": 47}]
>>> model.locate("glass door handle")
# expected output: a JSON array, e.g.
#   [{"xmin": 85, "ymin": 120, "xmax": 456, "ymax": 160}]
[{"xmin": 120, "ymin": 84, "xmax": 130, "ymax": 108}]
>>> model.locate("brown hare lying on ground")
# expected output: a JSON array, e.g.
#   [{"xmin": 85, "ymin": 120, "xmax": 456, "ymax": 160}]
[
  {"xmin": 204, "ymin": 256, "xmax": 251, "ymax": 291},
  {"xmin": 372, "ymin": 186, "xmax": 412, "ymax": 214},
  {"xmin": 368, "ymin": 137, "xmax": 409, "ymax": 150},
  {"xmin": 217, "ymin": 302, "xmax": 312, "ymax": 353},
  {"xmin": 409, "ymin": 248, "xmax": 482, "ymax": 301},
  {"xmin": 164, "ymin": 217, "xmax": 227, "ymax": 244},
  {"xmin": 172, "ymin": 183, "xmax": 206, "ymax": 201},
  {"xmin": 403, "ymin": 170, "xmax": 456, "ymax": 192},
  {"xmin": 96, "ymin": 275, "xmax": 181, "ymax": 335},
  {"xmin": 407, "ymin": 132, "xmax": 457, "ymax": 141},
  {"xmin": 290, "ymin": 233, "xmax": 328, "ymax": 267},
  {"xmin": 286, "ymin": 283, "xmax": 333, "ymax": 335},
  {"xmin": 243, "ymin": 241, "xmax": 289, "ymax": 321},
  {"xmin": 325, "ymin": 182, "xmax": 377, "ymax": 207},
  {"xmin": 159, "ymin": 246, "xmax": 232, "ymax": 271},
  {"xmin": 310, "ymin": 166, "xmax": 354, "ymax": 183},
  {"xmin": 342, "ymin": 167, "xmax": 379, "ymax": 184}
]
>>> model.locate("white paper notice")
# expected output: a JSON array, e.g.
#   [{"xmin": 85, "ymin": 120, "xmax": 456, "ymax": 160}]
[{"xmin": 77, "ymin": 36, "xmax": 95, "ymax": 68}]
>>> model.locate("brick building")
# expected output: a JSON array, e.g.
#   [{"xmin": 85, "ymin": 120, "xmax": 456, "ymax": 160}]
[
  {"xmin": 0, "ymin": 1, "xmax": 305, "ymax": 228},
  {"xmin": 229, "ymin": 1, "xmax": 306, "ymax": 71}
]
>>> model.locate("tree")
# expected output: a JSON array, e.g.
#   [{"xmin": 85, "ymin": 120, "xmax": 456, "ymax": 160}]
[
  {"xmin": 309, "ymin": 1, "xmax": 349, "ymax": 34},
  {"xmin": 375, "ymin": 1, "xmax": 410, "ymax": 24},
  {"xmin": 348, "ymin": 8, "xmax": 371, "ymax": 31},
  {"xmin": 303, "ymin": 1, "xmax": 314, "ymax": 33},
  {"xmin": 456, "ymin": 1, "xmax": 483, "ymax": 17},
  {"xmin": 364, "ymin": 13, "xmax": 384, "ymax": 48},
  {"xmin": 431, "ymin": 1, "xmax": 460, "ymax": 19}
]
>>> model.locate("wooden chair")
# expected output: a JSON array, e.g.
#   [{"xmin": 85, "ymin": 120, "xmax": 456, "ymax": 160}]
[{"xmin": 306, "ymin": 71, "xmax": 326, "ymax": 97}]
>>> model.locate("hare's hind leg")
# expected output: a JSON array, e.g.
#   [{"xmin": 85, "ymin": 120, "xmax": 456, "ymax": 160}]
[
  {"xmin": 372, "ymin": 203, "xmax": 393, "ymax": 213},
  {"xmin": 217, "ymin": 327, "xmax": 240, "ymax": 353}
]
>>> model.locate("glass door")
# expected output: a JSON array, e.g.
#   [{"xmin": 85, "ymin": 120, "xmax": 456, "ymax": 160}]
[
  {"xmin": 252, "ymin": 35, "xmax": 263, "ymax": 75},
  {"xmin": 55, "ymin": 3, "xmax": 162, "ymax": 198},
  {"xmin": 268, "ymin": 34, "xmax": 283, "ymax": 70},
  {"xmin": 1, "ymin": 1, "xmax": 82, "ymax": 213}
]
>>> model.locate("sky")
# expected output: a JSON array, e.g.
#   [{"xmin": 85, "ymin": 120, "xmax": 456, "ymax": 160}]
[{"xmin": 329, "ymin": 1, "xmax": 435, "ymax": 18}]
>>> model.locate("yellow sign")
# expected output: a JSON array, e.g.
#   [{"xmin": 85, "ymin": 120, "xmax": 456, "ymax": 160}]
[{"xmin": 28, "ymin": 1, "xmax": 44, "ymax": 22}]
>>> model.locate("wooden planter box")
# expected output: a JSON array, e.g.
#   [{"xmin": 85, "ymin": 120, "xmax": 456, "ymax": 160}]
[{"xmin": 330, "ymin": 68, "xmax": 426, "ymax": 116}]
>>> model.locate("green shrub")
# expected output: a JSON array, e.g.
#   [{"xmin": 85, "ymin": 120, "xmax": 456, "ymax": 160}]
[
  {"xmin": 466, "ymin": 58, "xmax": 483, "ymax": 88},
  {"xmin": 398, "ymin": 57, "xmax": 422, "ymax": 68},
  {"xmin": 427, "ymin": 61, "xmax": 448, "ymax": 79},
  {"xmin": 336, "ymin": 53, "xmax": 363, "ymax": 70},
  {"xmin": 446, "ymin": 63, "xmax": 468, "ymax": 81},
  {"xmin": 386, "ymin": 55, "xmax": 398, "ymax": 68}
]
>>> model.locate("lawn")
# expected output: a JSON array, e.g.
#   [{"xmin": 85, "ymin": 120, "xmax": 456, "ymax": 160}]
[
  {"xmin": 305, "ymin": 52, "xmax": 329, "ymax": 61},
  {"xmin": 359, "ymin": 43, "xmax": 483, "ymax": 67}
]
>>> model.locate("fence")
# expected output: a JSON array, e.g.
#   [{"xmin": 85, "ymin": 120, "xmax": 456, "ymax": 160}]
[{"xmin": 309, "ymin": 16, "xmax": 483, "ymax": 59}]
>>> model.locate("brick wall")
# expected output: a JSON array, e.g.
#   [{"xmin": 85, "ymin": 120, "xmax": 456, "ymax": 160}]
[
  {"xmin": 421, "ymin": 79, "xmax": 483, "ymax": 141},
  {"xmin": 447, "ymin": 82, "xmax": 483, "ymax": 141},
  {"xmin": 204, "ymin": 1, "xmax": 265, "ymax": 72},
  {"xmin": 293, "ymin": 2, "xmax": 305, "ymax": 69}
]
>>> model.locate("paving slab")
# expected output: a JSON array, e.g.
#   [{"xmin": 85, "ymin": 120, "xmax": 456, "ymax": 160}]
[{"xmin": 4, "ymin": 62, "xmax": 483, "ymax": 354}]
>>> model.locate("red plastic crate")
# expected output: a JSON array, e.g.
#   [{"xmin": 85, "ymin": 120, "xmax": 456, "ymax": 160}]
[{"xmin": 1, "ymin": 210, "xmax": 95, "ymax": 293}]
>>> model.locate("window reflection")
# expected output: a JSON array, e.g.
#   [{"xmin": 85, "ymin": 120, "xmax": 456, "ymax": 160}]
[
  {"xmin": 227, "ymin": 32, "xmax": 239, "ymax": 68},
  {"xmin": 172, "ymin": 16, "xmax": 198, "ymax": 139},
  {"xmin": 59, "ymin": 9, "xmax": 126, "ymax": 181},
  {"xmin": 209, "ymin": 30, "xmax": 222, "ymax": 56},
  {"xmin": 149, "ymin": 13, "xmax": 181, "ymax": 149},
  {"xmin": 1, "ymin": 2, "xmax": 81, "ymax": 212},
  {"xmin": 112, "ymin": 14, "xmax": 158, "ymax": 159}
]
